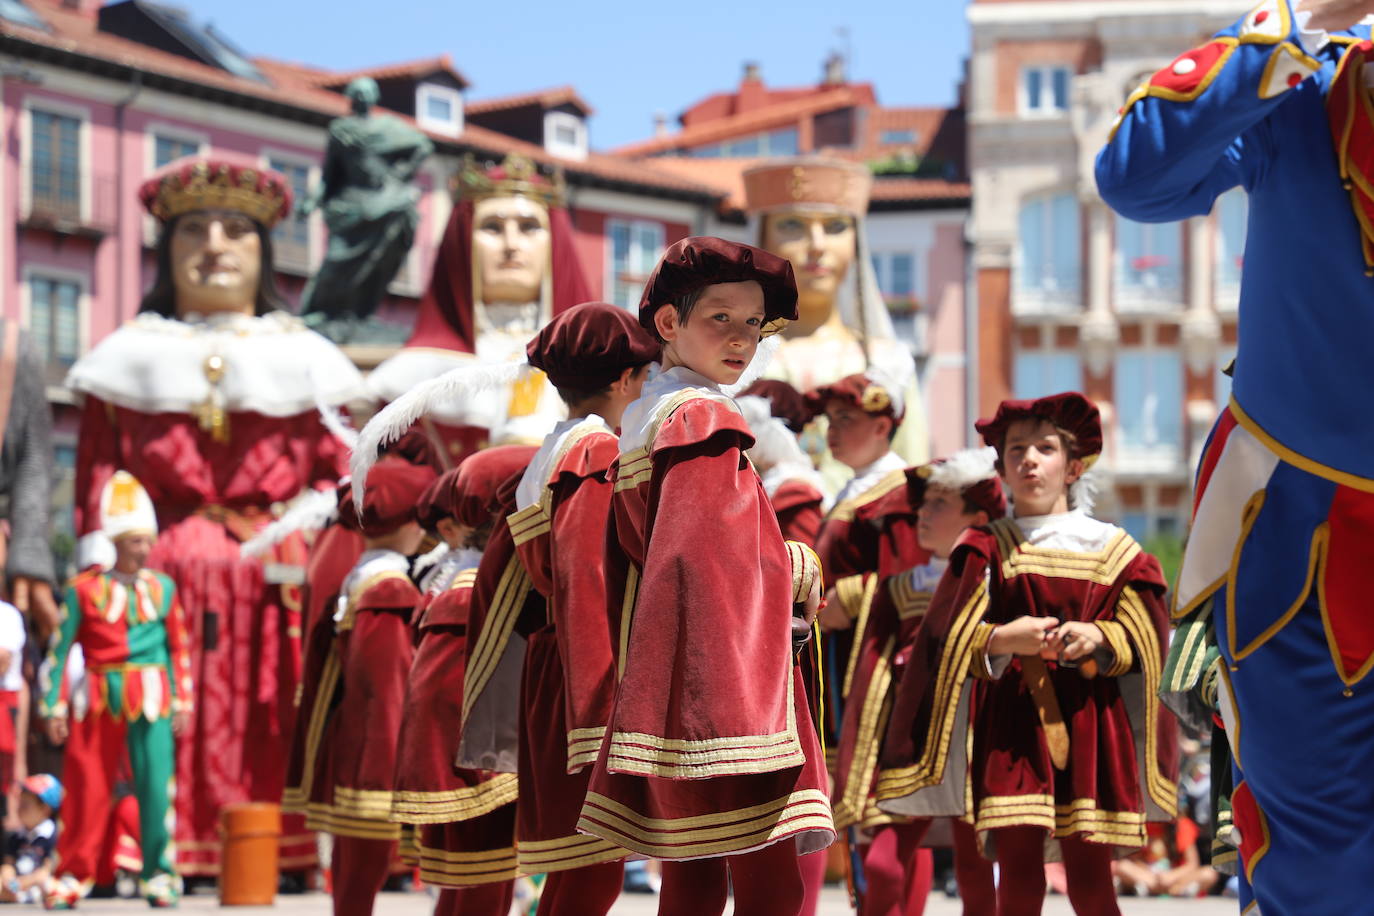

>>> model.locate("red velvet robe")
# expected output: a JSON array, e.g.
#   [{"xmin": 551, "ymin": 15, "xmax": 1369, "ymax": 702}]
[
  {"xmin": 875, "ymin": 518, "xmax": 1180, "ymax": 857},
  {"xmin": 294, "ymin": 552, "xmax": 417, "ymax": 841},
  {"xmin": 506, "ymin": 420, "xmax": 628, "ymax": 874},
  {"xmin": 575, "ymin": 393, "xmax": 835, "ymax": 861},
  {"xmin": 824, "ymin": 473, "xmax": 930, "ymax": 832},
  {"xmin": 771, "ymin": 479, "xmax": 824, "ymax": 547},
  {"xmin": 75, "ymin": 397, "xmax": 346, "ymax": 874},
  {"xmin": 392, "ymin": 571, "xmax": 518, "ymax": 888}
]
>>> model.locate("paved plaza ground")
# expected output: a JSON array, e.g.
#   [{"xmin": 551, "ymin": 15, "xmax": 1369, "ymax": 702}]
[{"xmin": 56, "ymin": 888, "xmax": 1240, "ymax": 914}]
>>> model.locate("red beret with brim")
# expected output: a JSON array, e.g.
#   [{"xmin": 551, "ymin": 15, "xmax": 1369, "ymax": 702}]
[
  {"xmin": 340, "ymin": 456, "xmax": 437, "ymax": 538},
  {"xmin": 805, "ymin": 372, "xmax": 904, "ymax": 423},
  {"xmin": 446, "ymin": 445, "xmax": 538, "ymax": 529},
  {"xmin": 526, "ymin": 302, "xmax": 660, "ymax": 391},
  {"xmin": 637, "ymin": 237, "xmax": 798, "ymax": 332},
  {"xmin": 740, "ymin": 379, "xmax": 814, "ymax": 433},
  {"xmin": 415, "ymin": 468, "xmax": 461, "ymax": 531},
  {"xmin": 974, "ymin": 392, "xmax": 1103, "ymax": 466}
]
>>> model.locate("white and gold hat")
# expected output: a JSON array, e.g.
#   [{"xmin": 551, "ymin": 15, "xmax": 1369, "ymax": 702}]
[{"xmin": 100, "ymin": 471, "xmax": 158, "ymax": 541}]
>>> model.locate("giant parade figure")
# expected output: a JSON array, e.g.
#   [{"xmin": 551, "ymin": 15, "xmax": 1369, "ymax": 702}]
[
  {"xmin": 64, "ymin": 159, "xmax": 365, "ymax": 879},
  {"xmin": 1097, "ymin": 1, "xmax": 1374, "ymax": 912},
  {"xmin": 367, "ymin": 154, "xmax": 593, "ymax": 462},
  {"xmin": 743, "ymin": 157, "xmax": 928, "ymax": 480}
]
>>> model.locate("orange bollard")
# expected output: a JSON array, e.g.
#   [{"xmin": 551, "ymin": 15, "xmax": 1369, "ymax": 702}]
[{"xmin": 219, "ymin": 802, "xmax": 281, "ymax": 906}]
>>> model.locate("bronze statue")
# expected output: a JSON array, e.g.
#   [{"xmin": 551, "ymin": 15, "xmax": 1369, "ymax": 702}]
[{"xmin": 299, "ymin": 77, "xmax": 433, "ymax": 338}]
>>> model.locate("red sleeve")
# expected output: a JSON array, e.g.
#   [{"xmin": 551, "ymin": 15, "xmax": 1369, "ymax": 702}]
[
  {"xmin": 74, "ymin": 397, "xmax": 119, "ymax": 538},
  {"xmin": 772, "ymin": 480, "xmax": 823, "ymax": 547},
  {"xmin": 338, "ymin": 586, "xmax": 418, "ymax": 789},
  {"xmin": 160, "ymin": 576, "xmax": 194, "ymax": 713}
]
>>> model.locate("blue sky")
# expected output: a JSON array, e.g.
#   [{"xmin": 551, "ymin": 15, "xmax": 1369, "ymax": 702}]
[{"xmin": 192, "ymin": 1, "xmax": 970, "ymax": 151}]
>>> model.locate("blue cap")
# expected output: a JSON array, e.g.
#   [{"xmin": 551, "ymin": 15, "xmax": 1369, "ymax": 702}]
[{"xmin": 21, "ymin": 774, "xmax": 63, "ymax": 810}]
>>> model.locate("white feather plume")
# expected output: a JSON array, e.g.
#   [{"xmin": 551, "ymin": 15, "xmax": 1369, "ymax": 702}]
[
  {"xmin": 350, "ymin": 360, "xmax": 531, "ymax": 509},
  {"xmin": 317, "ymin": 400, "xmax": 359, "ymax": 452},
  {"xmin": 723, "ymin": 333, "xmax": 782, "ymax": 397},
  {"xmin": 926, "ymin": 446, "xmax": 999, "ymax": 494},
  {"xmin": 1070, "ymin": 464, "xmax": 1101, "ymax": 515},
  {"xmin": 240, "ymin": 487, "xmax": 339, "ymax": 559}
]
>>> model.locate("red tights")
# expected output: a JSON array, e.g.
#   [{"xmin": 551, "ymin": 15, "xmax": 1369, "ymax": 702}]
[
  {"xmin": 329, "ymin": 836, "xmax": 393, "ymax": 916},
  {"xmin": 430, "ymin": 881, "xmax": 514, "ymax": 916},
  {"xmin": 798, "ymin": 848, "xmax": 828, "ymax": 916},
  {"xmin": 658, "ymin": 841, "xmax": 805, "ymax": 916},
  {"xmin": 860, "ymin": 822, "xmax": 933, "ymax": 915},
  {"xmin": 950, "ymin": 820, "xmax": 996, "ymax": 916},
  {"xmin": 993, "ymin": 827, "xmax": 1119, "ymax": 916},
  {"xmin": 538, "ymin": 861, "xmax": 625, "ymax": 916}
]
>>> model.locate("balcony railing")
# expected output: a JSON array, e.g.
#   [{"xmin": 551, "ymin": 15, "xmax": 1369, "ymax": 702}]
[{"xmin": 22, "ymin": 164, "xmax": 117, "ymax": 237}]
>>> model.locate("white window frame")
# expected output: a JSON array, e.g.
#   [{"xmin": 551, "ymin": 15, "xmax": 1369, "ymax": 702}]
[
  {"xmin": 870, "ymin": 249, "xmax": 924, "ymax": 305},
  {"xmin": 544, "ymin": 110, "xmax": 588, "ymax": 161},
  {"xmin": 1019, "ymin": 65, "xmax": 1071, "ymax": 118},
  {"xmin": 416, "ymin": 83, "xmax": 463, "ymax": 137},
  {"xmin": 1013, "ymin": 189, "xmax": 1082, "ymax": 316},
  {"xmin": 1213, "ymin": 189, "xmax": 1247, "ymax": 315},
  {"xmin": 20, "ymin": 97, "xmax": 93, "ymax": 225},
  {"xmin": 605, "ymin": 218, "xmax": 666, "ymax": 311},
  {"xmin": 260, "ymin": 147, "xmax": 321, "ymax": 272},
  {"xmin": 20, "ymin": 264, "xmax": 92, "ymax": 367},
  {"xmin": 1113, "ymin": 326, "xmax": 1186, "ymax": 475}
]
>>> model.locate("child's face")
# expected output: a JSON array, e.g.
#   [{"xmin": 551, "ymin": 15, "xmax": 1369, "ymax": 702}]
[
  {"xmin": 999, "ymin": 418, "xmax": 1082, "ymax": 515},
  {"xmin": 657, "ymin": 281, "xmax": 765, "ymax": 386},
  {"xmin": 113, "ymin": 533, "xmax": 155, "ymax": 574},
  {"xmin": 435, "ymin": 518, "xmax": 474, "ymax": 551},
  {"xmin": 916, "ymin": 484, "xmax": 984, "ymax": 558},
  {"xmin": 824, "ymin": 402, "xmax": 891, "ymax": 470},
  {"xmin": 16, "ymin": 792, "xmax": 49, "ymax": 831}
]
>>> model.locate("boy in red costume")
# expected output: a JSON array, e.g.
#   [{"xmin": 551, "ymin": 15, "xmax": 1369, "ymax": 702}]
[
  {"xmin": 391, "ymin": 446, "xmax": 535, "ymax": 916},
  {"xmin": 834, "ymin": 448, "xmax": 1005, "ymax": 915},
  {"xmin": 504, "ymin": 302, "xmax": 658, "ymax": 915},
  {"xmin": 575, "ymin": 238, "xmax": 835, "ymax": 916},
  {"xmin": 288, "ymin": 456, "xmax": 435, "ymax": 916},
  {"xmin": 875, "ymin": 393, "xmax": 1178, "ymax": 916}
]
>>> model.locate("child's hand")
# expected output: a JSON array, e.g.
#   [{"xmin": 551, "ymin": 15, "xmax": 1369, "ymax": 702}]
[
  {"xmin": 1047, "ymin": 621, "xmax": 1104, "ymax": 661},
  {"xmin": 44, "ymin": 717, "xmax": 68, "ymax": 747},
  {"xmin": 987, "ymin": 616, "xmax": 1060, "ymax": 656},
  {"xmin": 817, "ymin": 586, "xmax": 850, "ymax": 631}
]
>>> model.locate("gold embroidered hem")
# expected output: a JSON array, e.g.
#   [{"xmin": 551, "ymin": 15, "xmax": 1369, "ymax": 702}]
[
  {"xmin": 577, "ymin": 788, "xmax": 834, "ymax": 860},
  {"xmin": 976, "ymin": 795, "xmax": 1148, "ymax": 849},
  {"xmin": 388, "ymin": 774, "xmax": 519, "ymax": 825},
  {"xmin": 605, "ymin": 667, "xmax": 803, "ymax": 779},
  {"xmin": 991, "ymin": 518, "xmax": 1141, "ymax": 587},
  {"xmin": 282, "ymin": 651, "xmax": 341, "ymax": 813},
  {"xmin": 837, "ymin": 573, "xmax": 877, "ymax": 698},
  {"xmin": 304, "ymin": 804, "xmax": 402, "ymax": 841},
  {"xmin": 410, "ymin": 842, "xmax": 518, "ymax": 888},
  {"xmin": 1096, "ymin": 620, "xmax": 1135, "ymax": 677},
  {"xmin": 826, "ymin": 469, "xmax": 908, "ymax": 523},
  {"xmin": 889, "ymin": 575, "xmax": 932, "ymax": 622},
  {"xmin": 567, "ymin": 726, "xmax": 606, "ymax": 772},
  {"xmin": 332, "ymin": 786, "xmax": 397, "ymax": 821},
  {"xmin": 516, "ymin": 832, "xmax": 627, "ymax": 875}
]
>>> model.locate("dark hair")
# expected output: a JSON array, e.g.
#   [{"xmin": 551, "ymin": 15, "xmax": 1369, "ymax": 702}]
[
  {"xmin": 554, "ymin": 362, "xmax": 652, "ymax": 409},
  {"xmin": 993, "ymin": 416, "xmax": 1081, "ymax": 468},
  {"xmin": 138, "ymin": 214, "xmax": 290, "ymax": 317},
  {"xmin": 650, "ymin": 287, "xmax": 707, "ymax": 344}
]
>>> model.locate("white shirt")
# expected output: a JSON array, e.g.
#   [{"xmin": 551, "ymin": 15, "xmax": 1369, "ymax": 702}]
[
  {"xmin": 832, "ymin": 450, "xmax": 907, "ymax": 509},
  {"xmin": 0, "ymin": 602, "xmax": 25, "ymax": 691}
]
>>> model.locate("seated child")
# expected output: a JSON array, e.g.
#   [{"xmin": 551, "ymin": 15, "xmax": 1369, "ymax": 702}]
[{"xmin": 0, "ymin": 775, "xmax": 60, "ymax": 904}]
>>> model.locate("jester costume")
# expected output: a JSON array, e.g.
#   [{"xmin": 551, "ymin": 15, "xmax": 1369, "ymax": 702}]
[
  {"xmin": 1096, "ymin": 3, "xmax": 1374, "ymax": 911},
  {"xmin": 44, "ymin": 567, "xmax": 191, "ymax": 894}
]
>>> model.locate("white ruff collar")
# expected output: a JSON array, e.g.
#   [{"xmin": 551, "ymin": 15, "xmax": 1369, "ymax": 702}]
[
  {"xmin": 516, "ymin": 415, "xmax": 610, "ymax": 511},
  {"xmin": 833, "ymin": 450, "xmax": 906, "ymax": 508},
  {"xmin": 618, "ymin": 365, "xmax": 738, "ymax": 455},
  {"xmin": 334, "ymin": 549, "xmax": 411, "ymax": 623},
  {"xmin": 66, "ymin": 311, "xmax": 364, "ymax": 416},
  {"xmin": 1011, "ymin": 509, "xmax": 1120, "ymax": 553}
]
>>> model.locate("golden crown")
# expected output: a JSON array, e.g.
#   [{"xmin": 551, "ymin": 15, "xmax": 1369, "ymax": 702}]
[
  {"xmin": 140, "ymin": 159, "xmax": 291, "ymax": 228},
  {"xmin": 455, "ymin": 153, "xmax": 565, "ymax": 208}
]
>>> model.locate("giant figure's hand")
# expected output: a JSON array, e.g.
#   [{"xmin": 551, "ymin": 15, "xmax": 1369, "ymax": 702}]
[{"xmin": 1298, "ymin": 0, "xmax": 1374, "ymax": 31}]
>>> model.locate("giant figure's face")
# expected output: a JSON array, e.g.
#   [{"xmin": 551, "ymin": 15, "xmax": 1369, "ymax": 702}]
[
  {"xmin": 762, "ymin": 209, "xmax": 856, "ymax": 329},
  {"xmin": 473, "ymin": 195, "xmax": 551, "ymax": 304},
  {"xmin": 169, "ymin": 208, "xmax": 262, "ymax": 317}
]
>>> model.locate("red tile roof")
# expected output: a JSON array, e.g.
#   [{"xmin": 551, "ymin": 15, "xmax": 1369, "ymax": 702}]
[
  {"xmin": 0, "ymin": 4, "xmax": 720, "ymax": 201},
  {"xmin": 467, "ymin": 85, "xmax": 593, "ymax": 117},
  {"xmin": 308, "ymin": 54, "xmax": 469, "ymax": 90},
  {"xmin": 613, "ymin": 86, "xmax": 876, "ymax": 158}
]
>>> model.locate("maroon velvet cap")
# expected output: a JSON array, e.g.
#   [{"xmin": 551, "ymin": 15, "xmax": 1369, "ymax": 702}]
[
  {"xmin": 637, "ymin": 236, "xmax": 798, "ymax": 331},
  {"xmin": 526, "ymin": 302, "xmax": 660, "ymax": 390},
  {"xmin": 339, "ymin": 456, "xmax": 437, "ymax": 538},
  {"xmin": 974, "ymin": 392, "xmax": 1103, "ymax": 466},
  {"xmin": 805, "ymin": 372, "xmax": 904, "ymax": 423},
  {"xmin": 414, "ymin": 468, "xmax": 461, "ymax": 531},
  {"xmin": 446, "ymin": 445, "xmax": 539, "ymax": 529},
  {"xmin": 740, "ymin": 379, "xmax": 814, "ymax": 434}
]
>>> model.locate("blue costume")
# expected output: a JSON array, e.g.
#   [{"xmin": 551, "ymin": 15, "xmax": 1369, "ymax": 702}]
[{"xmin": 1097, "ymin": 3, "xmax": 1374, "ymax": 913}]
